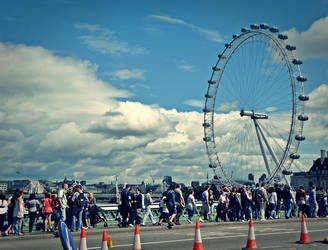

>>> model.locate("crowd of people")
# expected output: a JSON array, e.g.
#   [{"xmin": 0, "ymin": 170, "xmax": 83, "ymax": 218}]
[
  {"xmin": 118, "ymin": 182, "xmax": 328, "ymax": 229},
  {"xmin": 0, "ymin": 182, "xmax": 328, "ymax": 235},
  {"xmin": 0, "ymin": 184, "xmax": 98, "ymax": 236}
]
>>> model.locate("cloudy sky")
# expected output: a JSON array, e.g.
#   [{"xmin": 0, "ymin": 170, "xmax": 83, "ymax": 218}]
[{"xmin": 0, "ymin": 0, "xmax": 327, "ymax": 185}]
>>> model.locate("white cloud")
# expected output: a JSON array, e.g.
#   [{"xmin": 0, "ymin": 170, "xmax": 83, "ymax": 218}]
[
  {"xmin": 284, "ymin": 16, "xmax": 328, "ymax": 59},
  {"xmin": 217, "ymin": 101, "xmax": 238, "ymax": 111},
  {"xmin": 150, "ymin": 15, "xmax": 223, "ymax": 43},
  {"xmin": 107, "ymin": 69, "xmax": 146, "ymax": 80},
  {"xmin": 184, "ymin": 99, "xmax": 203, "ymax": 108},
  {"xmin": 74, "ymin": 23, "xmax": 147, "ymax": 55}
]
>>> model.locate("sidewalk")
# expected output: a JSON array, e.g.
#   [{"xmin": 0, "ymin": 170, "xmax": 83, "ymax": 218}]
[{"xmin": 0, "ymin": 217, "xmax": 326, "ymax": 242}]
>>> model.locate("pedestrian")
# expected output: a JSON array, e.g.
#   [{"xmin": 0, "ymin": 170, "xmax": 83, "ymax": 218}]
[
  {"xmin": 309, "ymin": 185, "xmax": 318, "ymax": 218},
  {"xmin": 42, "ymin": 192, "xmax": 53, "ymax": 232},
  {"xmin": 166, "ymin": 184, "xmax": 177, "ymax": 229},
  {"xmin": 296, "ymin": 185, "xmax": 306, "ymax": 217},
  {"xmin": 134, "ymin": 188, "xmax": 144, "ymax": 225},
  {"xmin": 26, "ymin": 193, "xmax": 41, "ymax": 232},
  {"xmin": 13, "ymin": 190, "xmax": 24, "ymax": 236},
  {"xmin": 215, "ymin": 188, "xmax": 229, "ymax": 222},
  {"xmin": 200, "ymin": 186, "xmax": 210, "ymax": 221},
  {"xmin": 256, "ymin": 182, "xmax": 268, "ymax": 221},
  {"xmin": 57, "ymin": 183, "xmax": 68, "ymax": 223},
  {"xmin": 120, "ymin": 184, "xmax": 132, "ymax": 228},
  {"xmin": 186, "ymin": 189, "xmax": 198, "ymax": 223},
  {"xmin": 316, "ymin": 187, "xmax": 325, "ymax": 217},
  {"xmin": 141, "ymin": 189, "xmax": 157, "ymax": 226},
  {"xmin": 208, "ymin": 189, "xmax": 215, "ymax": 222},
  {"xmin": 88, "ymin": 193, "xmax": 97, "ymax": 227},
  {"xmin": 174, "ymin": 185, "xmax": 185, "ymax": 225},
  {"xmin": 252, "ymin": 184, "xmax": 260, "ymax": 220},
  {"xmin": 267, "ymin": 187, "xmax": 277, "ymax": 219},
  {"xmin": 3, "ymin": 189, "xmax": 19, "ymax": 236},
  {"xmin": 229, "ymin": 187, "xmax": 241, "ymax": 221},
  {"xmin": 0, "ymin": 194, "xmax": 8, "ymax": 232},
  {"xmin": 66, "ymin": 190, "xmax": 74, "ymax": 229},
  {"xmin": 242, "ymin": 188, "xmax": 253, "ymax": 221},
  {"xmin": 82, "ymin": 189, "xmax": 90, "ymax": 229},
  {"xmin": 158, "ymin": 192, "xmax": 170, "ymax": 226},
  {"xmin": 71, "ymin": 185, "xmax": 86, "ymax": 232},
  {"xmin": 282, "ymin": 184, "xmax": 293, "ymax": 219}
]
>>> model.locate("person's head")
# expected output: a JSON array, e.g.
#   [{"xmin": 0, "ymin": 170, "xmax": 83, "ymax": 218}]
[
  {"xmin": 204, "ymin": 186, "xmax": 209, "ymax": 191},
  {"xmin": 136, "ymin": 188, "xmax": 141, "ymax": 194},
  {"xmin": 45, "ymin": 192, "xmax": 51, "ymax": 199},
  {"xmin": 311, "ymin": 184, "xmax": 316, "ymax": 190},
  {"xmin": 62, "ymin": 183, "xmax": 68, "ymax": 190},
  {"xmin": 284, "ymin": 184, "xmax": 290, "ymax": 190},
  {"xmin": 188, "ymin": 189, "xmax": 194, "ymax": 196},
  {"xmin": 176, "ymin": 184, "xmax": 181, "ymax": 190},
  {"xmin": 29, "ymin": 193, "xmax": 36, "ymax": 200},
  {"xmin": 268, "ymin": 187, "xmax": 274, "ymax": 193},
  {"xmin": 125, "ymin": 184, "xmax": 131, "ymax": 190},
  {"xmin": 51, "ymin": 194, "xmax": 57, "ymax": 200},
  {"xmin": 169, "ymin": 184, "xmax": 175, "ymax": 190},
  {"xmin": 18, "ymin": 190, "xmax": 24, "ymax": 198},
  {"xmin": 147, "ymin": 189, "xmax": 152, "ymax": 194},
  {"xmin": 89, "ymin": 193, "xmax": 94, "ymax": 199},
  {"xmin": 209, "ymin": 189, "xmax": 213, "ymax": 194},
  {"xmin": 299, "ymin": 185, "xmax": 304, "ymax": 191},
  {"xmin": 261, "ymin": 182, "xmax": 266, "ymax": 188},
  {"xmin": 255, "ymin": 183, "xmax": 259, "ymax": 188}
]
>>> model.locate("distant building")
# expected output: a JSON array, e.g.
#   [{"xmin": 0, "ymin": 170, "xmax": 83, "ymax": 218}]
[
  {"xmin": 248, "ymin": 173, "xmax": 254, "ymax": 181},
  {"xmin": 0, "ymin": 182, "xmax": 8, "ymax": 192},
  {"xmin": 191, "ymin": 181, "xmax": 200, "ymax": 188},
  {"xmin": 163, "ymin": 176, "xmax": 172, "ymax": 185},
  {"xmin": 291, "ymin": 149, "xmax": 328, "ymax": 190},
  {"xmin": 24, "ymin": 180, "xmax": 45, "ymax": 194},
  {"xmin": 258, "ymin": 174, "xmax": 267, "ymax": 184}
]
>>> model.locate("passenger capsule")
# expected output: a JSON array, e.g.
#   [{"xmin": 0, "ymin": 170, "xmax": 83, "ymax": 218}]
[
  {"xmin": 278, "ymin": 34, "xmax": 288, "ymax": 40},
  {"xmin": 218, "ymin": 54, "xmax": 226, "ymax": 59},
  {"xmin": 260, "ymin": 23, "xmax": 269, "ymax": 29},
  {"xmin": 269, "ymin": 26, "xmax": 279, "ymax": 33},
  {"xmin": 203, "ymin": 137, "xmax": 211, "ymax": 142},
  {"xmin": 241, "ymin": 27, "xmax": 250, "ymax": 33},
  {"xmin": 208, "ymin": 80, "xmax": 216, "ymax": 84},
  {"xmin": 296, "ymin": 76, "xmax": 307, "ymax": 82},
  {"xmin": 232, "ymin": 34, "xmax": 239, "ymax": 39},
  {"xmin": 250, "ymin": 24, "xmax": 259, "ymax": 30},
  {"xmin": 298, "ymin": 114, "xmax": 309, "ymax": 121},
  {"xmin": 295, "ymin": 135, "xmax": 306, "ymax": 141},
  {"xmin": 286, "ymin": 45, "xmax": 296, "ymax": 51},
  {"xmin": 298, "ymin": 95, "xmax": 309, "ymax": 101},
  {"xmin": 290, "ymin": 153, "xmax": 300, "ymax": 160},
  {"xmin": 202, "ymin": 122, "xmax": 211, "ymax": 128},
  {"xmin": 209, "ymin": 164, "xmax": 217, "ymax": 169},
  {"xmin": 205, "ymin": 93, "xmax": 213, "ymax": 98},
  {"xmin": 203, "ymin": 108, "xmax": 211, "ymax": 113},
  {"xmin": 212, "ymin": 66, "xmax": 221, "ymax": 71},
  {"xmin": 292, "ymin": 59, "xmax": 302, "ymax": 65},
  {"xmin": 282, "ymin": 170, "xmax": 293, "ymax": 175},
  {"xmin": 225, "ymin": 43, "xmax": 232, "ymax": 48}
]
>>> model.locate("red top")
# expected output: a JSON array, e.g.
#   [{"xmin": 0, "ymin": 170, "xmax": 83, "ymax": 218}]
[{"xmin": 42, "ymin": 198, "xmax": 53, "ymax": 213}]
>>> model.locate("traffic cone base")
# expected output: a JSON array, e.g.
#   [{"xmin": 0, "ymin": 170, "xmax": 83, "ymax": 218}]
[{"xmin": 132, "ymin": 225, "xmax": 141, "ymax": 250}]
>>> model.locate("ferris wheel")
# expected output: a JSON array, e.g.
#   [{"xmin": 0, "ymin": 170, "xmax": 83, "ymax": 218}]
[{"xmin": 203, "ymin": 24, "xmax": 309, "ymax": 186}]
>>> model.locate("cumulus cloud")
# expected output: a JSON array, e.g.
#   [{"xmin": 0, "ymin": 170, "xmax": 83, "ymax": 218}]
[
  {"xmin": 107, "ymin": 69, "xmax": 146, "ymax": 80},
  {"xmin": 150, "ymin": 15, "xmax": 223, "ymax": 43},
  {"xmin": 284, "ymin": 16, "xmax": 328, "ymax": 59},
  {"xmin": 184, "ymin": 99, "xmax": 203, "ymax": 108},
  {"xmin": 74, "ymin": 23, "xmax": 147, "ymax": 55}
]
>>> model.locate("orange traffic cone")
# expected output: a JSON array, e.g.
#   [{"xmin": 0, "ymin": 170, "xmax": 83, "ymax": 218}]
[
  {"xmin": 107, "ymin": 234, "xmax": 113, "ymax": 248},
  {"xmin": 101, "ymin": 230, "xmax": 108, "ymax": 250},
  {"xmin": 78, "ymin": 227, "xmax": 87, "ymax": 250},
  {"xmin": 132, "ymin": 225, "xmax": 141, "ymax": 250},
  {"xmin": 193, "ymin": 220, "xmax": 204, "ymax": 250},
  {"xmin": 297, "ymin": 214, "xmax": 311, "ymax": 244},
  {"xmin": 242, "ymin": 219, "xmax": 258, "ymax": 250}
]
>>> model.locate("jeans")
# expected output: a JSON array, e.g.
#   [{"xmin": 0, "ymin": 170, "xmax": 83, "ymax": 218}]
[
  {"xmin": 60, "ymin": 207, "xmax": 66, "ymax": 222},
  {"xmin": 175, "ymin": 204, "xmax": 183, "ymax": 222},
  {"xmin": 28, "ymin": 212, "xmax": 37, "ymax": 232},
  {"xmin": 310, "ymin": 202, "xmax": 318, "ymax": 217},
  {"xmin": 142, "ymin": 206, "xmax": 156, "ymax": 225},
  {"xmin": 13, "ymin": 217, "xmax": 23, "ymax": 235},
  {"xmin": 268, "ymin": 203, "xmax": 276, "ymax": 218},
  {"xmin": 284, "ymin": 201, "xmax": 293, "ymax": 219},
  {"xmin": 209, "ymin": 204, "xmax": 215, "ymax": 221},
  {"xmin": 71, "ymin": 209, "xmax": 83, "ymax": 232},
  {"xmin": 187, "ymin": 208, "xmax": 195, "ymax": 221},
  {"xmin": 0, "ymin": 214, "xmax": 6, "ymax": 231}
]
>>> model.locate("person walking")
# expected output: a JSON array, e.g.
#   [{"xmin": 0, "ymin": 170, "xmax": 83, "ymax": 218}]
[
  {"xmin": 282, "ymin": 184, "xmax": 293, "ymax": 219},
  {"xmin": 3, "ymin": 190, "xmax": 19, "ymax": 236},
  {"xmin": 57, "ymin": 183, "xmax": 68, "ymax": 223},
  {"xmin": 186, "ymin": 190, "xmax": 199, "ymax": 223},
  {"xmin": 216, "ymin": 188, "xmax": 229, "ymax": 222},
  {"xmin": 200, "ymin": 186, "xmax": 210, "ymax": 221},
  {"xmin": 166, "ymin": 184, "xmax": 177, "ymax": 229},
  {"xmin": 120, "ymin": 185, "xmax": 132, "ymax": 228},
  {"xmin": 13, "ymin": 190, "xmax": 24, "ymax": 236},
  {"xmin": 71, "ymin": 185, "xmax": 86, "ymax": 232},
  {"xmin": 134, "ymin": 188, "xmax": 144, "ymax": 225},
  {"xmin": 309, "ymin": 185, "xmax": 318, "ymax": 218},
  {"xmin": 0, "ymin": 194, "xmax": 8, "ymax": 233},
  {"xmin": 42, "ymin": 192, "xmax": 53, "ymax": 232},
  {"xmin": 296, "ymin": 185, "xmax": 306, "ymax": 217},
  {"xmin": 256, "ymin": 182, "xmax": 268, "ymax": 221},
  {"xmin": 174, "ymin": 185, "xmax": 185, "ymax": 225},
  {"xmin": 267, "ymin": 187, "xmax": 277, "ymax": 219},
  {"xmin": 26, "ymin": 193, "xmax": 40, "ymax": 232},
  {"xmin": 141, "ymin": 189, "xmax": 156, "ymax": 226}
]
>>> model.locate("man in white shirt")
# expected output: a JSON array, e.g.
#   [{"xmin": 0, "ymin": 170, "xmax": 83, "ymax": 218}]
[
  {"xmin": 58, "ymin": 183, "xmax": 68, "ymax": 223},
  {"xmin": 141, "ymin": 189, "xmax": 157, "ymax": 226}
]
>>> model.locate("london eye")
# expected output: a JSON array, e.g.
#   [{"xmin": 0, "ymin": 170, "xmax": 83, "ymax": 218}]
[{"xmin": 203, "ymin": 24, "xmax": 309, "ymax": 186}]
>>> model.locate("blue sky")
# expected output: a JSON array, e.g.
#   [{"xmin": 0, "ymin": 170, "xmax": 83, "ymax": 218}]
[{"xmin": 0, "ymin": 0, "xmax": 327, "ymax": 184}]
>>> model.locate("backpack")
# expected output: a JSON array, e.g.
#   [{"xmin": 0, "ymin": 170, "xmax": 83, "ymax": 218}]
[
  {"xmin": 75, "ymin": 192, "xmax": 86, "ymax": 207},
  {"xmin": 256, "ymin": 190, "xmax": 264, "ymax": 201},
  {"xmin": 200, "ymin": 192, "xmax": 206, "ymax": 201}
]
